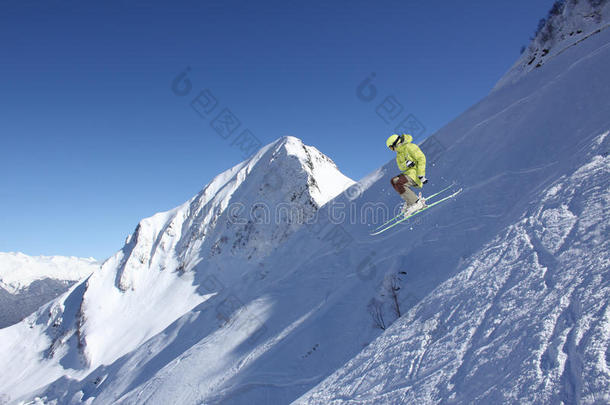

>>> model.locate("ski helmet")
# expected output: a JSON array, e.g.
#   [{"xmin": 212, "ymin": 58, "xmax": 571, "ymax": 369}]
[{"xmin": 386, "ymin": 134, "xmax": 401, "ymax": 149}]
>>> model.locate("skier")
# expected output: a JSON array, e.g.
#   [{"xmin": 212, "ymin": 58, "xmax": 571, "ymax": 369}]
[{"xmin": 386, "ymin": 134, "xmax": 428, "ymax": 216}]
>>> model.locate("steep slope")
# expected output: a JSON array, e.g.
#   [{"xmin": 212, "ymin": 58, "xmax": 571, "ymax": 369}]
[
  {"xmin": 297, "ymin": 2, "xmax": 610, "ymax": 403},
  {"xmin": 0, "ymin": 136, "xmax": 354, "ymax": 402},
  {"xmin": 0, "ymin": 252, "xmax": 98, "ymax": 328},
  {"xmin": 297, "ymin": 140, "xmax": 609, "ymax": 404}
]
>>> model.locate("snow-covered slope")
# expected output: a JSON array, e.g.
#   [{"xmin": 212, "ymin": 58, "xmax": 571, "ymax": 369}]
[
  {"xmin": 2, "ymin": 2, "xmax": 610, "ymax": 404},
  {"xmin": 297, "ymin": 143, "xmax": 610, "ymax": 404},
  {"xmin": 0, "ymin": 252, "xmax": 98, "ymax": 328},
  {"xmin": 297, "ymin": 2, "xmax": 610, "ymax": 402}
]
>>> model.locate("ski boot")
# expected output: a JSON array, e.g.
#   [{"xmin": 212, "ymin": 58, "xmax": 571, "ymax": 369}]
[{"xmin": 402, "ymin": 194, "xmax": 427, "ymax": 217}]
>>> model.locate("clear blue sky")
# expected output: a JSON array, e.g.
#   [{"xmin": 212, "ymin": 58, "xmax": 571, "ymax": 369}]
[{"xmin": 1, "ymin": 0, "xmax": 556, "ymax": 260}]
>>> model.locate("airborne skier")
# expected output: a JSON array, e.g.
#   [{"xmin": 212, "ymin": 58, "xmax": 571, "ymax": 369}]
[
  {"xmin": 386, "ymin": 134, "xmax": 428, "ymax": 216},
  {"xmin": 371, "ymin": 135, "xmax": 461, "ymax": 235}
]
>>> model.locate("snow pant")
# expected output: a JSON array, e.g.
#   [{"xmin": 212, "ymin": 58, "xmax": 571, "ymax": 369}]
[{"xmin": 391, "ymin": 174, "xmax": 418, "ymax": 205}]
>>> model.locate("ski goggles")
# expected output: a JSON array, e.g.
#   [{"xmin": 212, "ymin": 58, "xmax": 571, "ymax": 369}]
[{"xmin": 389, "ymin": 135, "xmax": 402, "ymax": 149}]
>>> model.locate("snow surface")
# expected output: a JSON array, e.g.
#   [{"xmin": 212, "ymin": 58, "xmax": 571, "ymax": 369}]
[
  {"xmin": 297, "ymin": 150, "xmax": 610, "ymax": 404},
  {"xmin": 1, "ymin": 2, "xmax": 610, "ymax": 404}
]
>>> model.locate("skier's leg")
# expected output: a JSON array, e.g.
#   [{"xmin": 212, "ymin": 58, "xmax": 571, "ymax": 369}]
[
  {"xmin": 403, "ymin": 176, "xmax": 427, "ymax": 214},
  {"xmin": 391, "ymin": 175, "xmax": 418, "ymax": 205},
  {"xmin": 390, "ymin": 174, "xmax": 407, "ymax": 194}
]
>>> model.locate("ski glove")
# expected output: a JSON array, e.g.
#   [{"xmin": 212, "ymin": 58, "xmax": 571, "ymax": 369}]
[
  {"xmin": 418, "ymin": 176, "xmax": 428, "ymax": 184},
  {"xmin": 405, "ymin": 160, "xmax": 415, "ymax": 168}
]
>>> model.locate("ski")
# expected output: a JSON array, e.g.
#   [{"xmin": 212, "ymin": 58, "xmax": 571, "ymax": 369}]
[
  {"xmin": 370, "ymin": 182, "xmax": 456, "ymax": 233},
  {"xmin": 370, "ymin": 188, "xmax": 462, "ymax": 235}
]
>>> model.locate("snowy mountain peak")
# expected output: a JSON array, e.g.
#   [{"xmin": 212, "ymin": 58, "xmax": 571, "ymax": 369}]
[
  {"xmin": 112, "ymin": 135, "xmax": 352, "ymax": 291},
  {"xmin": 270, "ymin": 135, "xmax": 354, "ymax": 206},
  {"xmin": 494, "ymin": 0, "xmax": 610, "ymax": 91},
  {"xmin": 0, "ymin": 136, "xmax": 354, "ymax": 385},
  {"xmin": 113, "ymin": 135, "xmax": 353, "ymax": 289}
]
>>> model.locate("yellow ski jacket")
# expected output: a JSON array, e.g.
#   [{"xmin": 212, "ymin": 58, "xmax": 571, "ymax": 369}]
[{"xmin": 395, "ymin": 134, "xmax": 426, "ymax": 188}]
